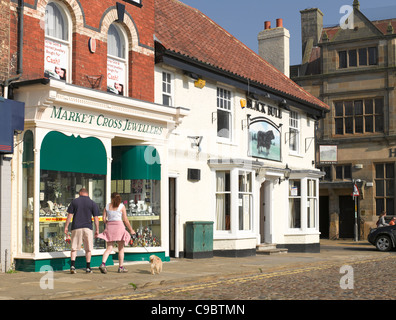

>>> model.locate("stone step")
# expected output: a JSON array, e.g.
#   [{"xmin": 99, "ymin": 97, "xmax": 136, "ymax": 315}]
[{"xmin": 256, "ymin": 244, "xmax": 288, "ymax": 255}]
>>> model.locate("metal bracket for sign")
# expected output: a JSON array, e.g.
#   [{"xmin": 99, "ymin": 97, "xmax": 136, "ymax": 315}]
[{"xmin": 86, "ymin": 75, "xmax": 103, "ymax": 89}]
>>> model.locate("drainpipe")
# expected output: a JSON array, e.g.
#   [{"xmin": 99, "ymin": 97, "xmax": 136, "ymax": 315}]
[
  {"xmin": 17, "ymin": 0, "xmax": 24, "ymax": 75},
  {"xmin": 2, "ymin": 0, "xmax": 23, "ymax": 98}
]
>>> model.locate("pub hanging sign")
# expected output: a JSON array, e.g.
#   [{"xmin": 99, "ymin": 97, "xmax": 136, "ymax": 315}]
[{"xmin": 245, "ymin": 98, "xmax": 282, "ymax": 119}]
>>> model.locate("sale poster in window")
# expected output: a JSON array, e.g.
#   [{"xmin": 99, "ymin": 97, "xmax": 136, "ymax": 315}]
[
  {"xmin": 107, "ymin": 58, "xmax": 125, "ymax": 95},
  {"xmin": 44, "ymin": 39, "xmax": 68, "ymax": 80}
]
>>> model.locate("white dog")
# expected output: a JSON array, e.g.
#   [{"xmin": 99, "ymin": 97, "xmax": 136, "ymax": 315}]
[{"xmin": 149, "ymin": 255, "xmax": 163, "ymax": 275}]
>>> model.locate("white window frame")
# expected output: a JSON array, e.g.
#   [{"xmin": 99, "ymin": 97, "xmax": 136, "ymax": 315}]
[
  {"xmin": 289, "ymin": 111, "xmax": 300, "ymax": 155},
  {"xmin": 162, "ymin": 71, "xmax": 174, "ymax": 106},
  {"xmin": 216, "ymin": 87, "xmax": 233, "ymax": 142},
  {"xmin": 44, "ymin": 0, "xmax": 72, "ymax": 83},
  {"xmin": 107, "ymin": 23, "xmax": 128, "ymax": 96},
  {"xmin": 287, "ymin": 177, "xmax": 319, "ymax": 234},
  {"xmin": 214, "ymin": 168, "xmax": 255, "ymax": 239}
]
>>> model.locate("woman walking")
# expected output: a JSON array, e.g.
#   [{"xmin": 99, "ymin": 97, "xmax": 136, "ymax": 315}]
[{"xmin": 97, "ymin": 192, "xmax": 135, "ymax": 273}]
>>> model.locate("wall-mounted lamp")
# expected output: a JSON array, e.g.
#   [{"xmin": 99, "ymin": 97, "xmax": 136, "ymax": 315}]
[
  {"xmin": 279, "ymin": 164, "xmax": 291, "ymax": 184},
  {"xmin": 188, "ymin": 136, "xmax": 203, "ymax": 152}
]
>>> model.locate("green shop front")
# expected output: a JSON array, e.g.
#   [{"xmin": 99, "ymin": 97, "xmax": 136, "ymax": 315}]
[{"xmin": 13, "ymin": 80, "xmax": 186, "ymax": 271}]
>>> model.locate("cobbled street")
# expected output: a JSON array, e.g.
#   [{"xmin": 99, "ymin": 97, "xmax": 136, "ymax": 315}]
[{"xmin": 103, "ymin": 253, "xmax": 396, "ymax": 301}]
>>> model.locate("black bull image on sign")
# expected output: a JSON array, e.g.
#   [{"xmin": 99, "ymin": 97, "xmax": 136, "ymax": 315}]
[{"xmin": 257, "ymin": 130, "xmax": 275, "ymax": 156}]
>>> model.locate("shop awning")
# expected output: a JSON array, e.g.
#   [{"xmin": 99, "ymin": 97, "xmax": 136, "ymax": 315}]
[
  {"xmin": 111, "ymin": 146, "xmax": 161, "ymax": 180},
  {"xmin": 40, "ymin": 131, "xmax": 107, "ymax": 175}
]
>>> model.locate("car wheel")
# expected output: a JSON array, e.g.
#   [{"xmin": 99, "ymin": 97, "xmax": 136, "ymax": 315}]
[{"xmin": 375, "ymin": 235, "xmax": 392, "ymax": 252}]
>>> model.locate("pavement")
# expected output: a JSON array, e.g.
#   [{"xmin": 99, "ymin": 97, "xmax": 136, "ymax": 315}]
[{"xmin": 0, "ymin": 239, "xmax": 391, "ymax": 300}]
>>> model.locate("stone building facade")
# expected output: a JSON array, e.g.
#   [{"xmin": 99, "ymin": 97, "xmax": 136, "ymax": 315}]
[{"xmin": 292, "ymin": 0, "xmax": 396, "ymax": 239}]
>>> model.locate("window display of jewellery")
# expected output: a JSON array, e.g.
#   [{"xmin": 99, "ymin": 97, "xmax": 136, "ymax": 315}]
[
  {"xmin": 126, "ymin": 199, "xmax": 159, "ymax": 217},
  {"xmin": 129, "ymin": 226, "xmax": 161, "ymax": 247},
  {"xmin": 40, "ymin": 229, "xmax": 72, "ymax": 252},
  {"xmin": 39, "ymin": 200, "xmax": 69, "ymax": 218}
]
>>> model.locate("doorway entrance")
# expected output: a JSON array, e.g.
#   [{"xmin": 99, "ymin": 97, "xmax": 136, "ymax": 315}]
[
  {"xmin": 260, "ymin": 180, "xmax": 272, "ymax": 244},
  {"xmin": 339, "ymin": 195, "xmax": 357, "ymax": 238}
]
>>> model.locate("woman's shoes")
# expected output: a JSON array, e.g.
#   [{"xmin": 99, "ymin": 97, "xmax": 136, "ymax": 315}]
[
  {"xmin": 99, "ymin": 264, "xmax": 107, "ymax": 274},
  {"xmin": 118, "ymin": 266, "xmax": 128, "ymax": 273}
]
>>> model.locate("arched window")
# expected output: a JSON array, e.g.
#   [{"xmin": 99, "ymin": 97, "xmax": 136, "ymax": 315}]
[
  {"xmin": 107, "ymin": 23, "xmax": 128, "ymax": 96},
  {"xmin": 44, "ymin": 1, "xmax": 71, "ymax": 82}
]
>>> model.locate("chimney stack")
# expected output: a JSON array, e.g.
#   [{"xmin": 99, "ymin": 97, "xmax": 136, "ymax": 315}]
[{"xmin": 258, "ymin": 18, "xmax": 290, "ymax": 77}]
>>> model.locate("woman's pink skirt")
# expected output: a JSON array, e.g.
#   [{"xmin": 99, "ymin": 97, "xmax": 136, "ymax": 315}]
[{"xmin": 97, "ymin": 221, "xmax": 131, "ymax": 246}]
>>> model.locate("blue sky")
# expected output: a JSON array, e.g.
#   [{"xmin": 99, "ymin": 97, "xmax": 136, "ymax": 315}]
[{"xmin": 179, "ymin": 0, "xmax": 396, "ymax": 65}]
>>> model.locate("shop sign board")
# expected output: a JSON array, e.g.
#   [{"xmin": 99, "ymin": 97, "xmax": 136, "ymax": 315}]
[
  {"xmin": 0, "ymin": 98, "xmax": 25, "ymax": 154},
  {"xmin": 48, "ymin": 105, "xmax": 164, "ymax": 137},
  {"xmin": 248, "ymin": 117, "xmax": 281, "ymax": 162}
]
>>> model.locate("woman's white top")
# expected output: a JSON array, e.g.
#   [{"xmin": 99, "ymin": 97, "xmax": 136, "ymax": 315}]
[{"xmin": 106, "ymin": 203, "xmax": 124, "ymax": 221}]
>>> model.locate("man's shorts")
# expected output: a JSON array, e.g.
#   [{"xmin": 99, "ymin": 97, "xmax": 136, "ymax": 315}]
[{"xmin": 71, "ymin": 228, "xmax": 93, "ymax": 251}]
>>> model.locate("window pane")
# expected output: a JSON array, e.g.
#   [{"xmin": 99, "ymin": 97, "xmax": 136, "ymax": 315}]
[
  {"xmin": 376, "ymin": 164, "xmax": 384, "ymax": 179},
  {"xmin": 368, "ymin": 47, "xmax": 378, "ymax": 65},
  {"xmin": 322, "ymin": 166, "xmax": 332, "ymax": 181},
  {"xmin": 108, "ymin": 24, "xmax": 125, "ymax": 58},
  {"xmin": 365, "ymin": 99, "xmax": 373, "ymax": 114},
  {"xmin": 217, "ymin": 109, "xmax": 231, "ymax": 138},
  {"xmin": 354, "ymin": 100, "xmax": 363, "ymax": 115},
  {"xmin": 376, "ymin": 198, "xmax": 384, "ymax": 215},
  {"xmin": 344, "ymin": 165, "xmax": 352, "ymax": 179},
  {"xmin": 349, "ymin": 50, "xmax": 357, "ymax": 67},
  {"xmin": 289, "ymin": 128, "xmax": 298, "ymax": 152},
  {"xmin": 335, "ymin": 118, "xmax": 344, "ymax": 134},
  {"xmin": 365, "ymin": 116, "xmax": 373, "ymax": 132},
  {"xmin": 386, "ymin": 163, "xmax": 394, "ymax": 178},
  {"xmin": 375, "ymin": 98, "xmax": 384, "ymax": 114},
  {"xmin": 216, "ymin": 194, "xmax": 231, "ymax": 231},
  {"xmin": 386, "ymin": 198, "xmax": 394, "ymax": 215},
  {"xmin": 336, "ymin": 166, "xmax": 343, "ymax": 179},
  {"xmin": 375, "ymin": 115, "xmax": 384, "ymax": 132},
  {"xmin": 239, "ymin": 194, "xmax": 252, "ymax": 231},
  {"xmin": 307, "ymin": 198, "xmax": 316, "ymax": 228},
  {"xmin": 307, "ymin": 179, "xmax": 316, "ymax": 197},
  {"xmin": 45, "ymin": 2, "xmax": 68, "ymax": 40},
  {"xmin": 376, "ymin": 180, "xmax": 384, "ymax": 196},
  {"xmin": 345, "ymin": 102, "xmax": 354, "ymax": 116},
  {"xmin": 289, "ymin": 198, "xmax": 301, "ymax": 228},
  {"xmin": 216, "ymin": 171, "xmax": 230, "ymax": 192},
  {"xmin": 359, "ymin": 48, "xmax": 367, "ymax": 66},
  {"xmin": 355, "ymin": 116, "xmax": 363, "ymax": 133},
  {"xmin": 345, "ymin": 117, "xmax": 353, "ymax": 134},
  {"xmin": 162, "ymin": 95, "xmax": 171, "ymax": 106},
  {"xmin": 289, "ymin": 180, "xmax": 301, "ymax": 196},
  {"xmin": 339, "ymin": 51, "xmax": 347, "ymax": 68},
  {"xmin": 386, "ymin": 180, "xmax": 394, "ymax": 197},
  {"xmin": 238, "ymin": 171, "xmax": 252, "ymax": 192},
  {"xmin": 335, "ymin": 102, "xmax": 344, "ymax": 116}
]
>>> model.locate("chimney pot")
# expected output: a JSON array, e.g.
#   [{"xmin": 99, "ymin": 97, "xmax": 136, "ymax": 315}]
[
  {"xmin": 276, "ymin": 18, "xmax": 283, "ymax": 28},
  {"xmin": 265, "ymin": 21, "xmax": 271, "ymax": 30}
]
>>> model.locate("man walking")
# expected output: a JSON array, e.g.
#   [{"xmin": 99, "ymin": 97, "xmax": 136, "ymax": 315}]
[{"xmin": 65, "ymin": 188, "xmax": 100, "ymax": 273}]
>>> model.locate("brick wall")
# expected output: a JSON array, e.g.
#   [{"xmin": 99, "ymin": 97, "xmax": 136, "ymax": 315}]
[
  {"xmin": 0, "ymin": 0, "xmax": 10, "ymax": 85},
  {"xmin": 8, "ymin": 0, "xmax": 155, "ymax": 102}
]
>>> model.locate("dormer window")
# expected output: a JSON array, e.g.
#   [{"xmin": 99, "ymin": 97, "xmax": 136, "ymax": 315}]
[{"xmin": 338, "ymin": 46, "xmax": 378, "ymax": 69}]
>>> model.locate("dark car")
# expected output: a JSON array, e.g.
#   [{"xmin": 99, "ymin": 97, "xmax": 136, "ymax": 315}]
[{"xmin": 368, "ymin": 225, "xmax": 396, "ymax": 251}]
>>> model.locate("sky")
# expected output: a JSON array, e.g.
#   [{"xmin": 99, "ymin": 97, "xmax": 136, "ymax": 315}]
[{"xmin": 179, "ymin": 0, "xmax": 396, "ymax": 66}]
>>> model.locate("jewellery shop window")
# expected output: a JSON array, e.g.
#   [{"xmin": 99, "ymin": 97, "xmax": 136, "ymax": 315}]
[
  {"xmin": 39, "ymin": 170, "xmax": 106, "ymax": 252},
  {"xmin": 111, "ymin": 179, "xmax": 161, "ymax": 247}
]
